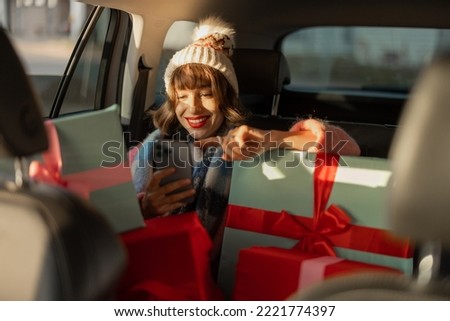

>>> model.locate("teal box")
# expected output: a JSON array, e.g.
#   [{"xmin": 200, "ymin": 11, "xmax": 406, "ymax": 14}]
[
  {"xmin": 30, "ymin": 105, "xmax": 145, "ymax": 233},
  {"xmin": 218, "ymin": 150, "xmax": 413, "ymax": 299}
]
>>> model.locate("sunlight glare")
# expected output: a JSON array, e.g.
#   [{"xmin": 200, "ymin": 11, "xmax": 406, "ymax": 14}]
[
  {"xmin": 262, "ymin": 161, "xmax": 286, "ymax": 180},
  {"xmin": 334, "ymin": 167, "xmax": 392, "ymax": 188}
]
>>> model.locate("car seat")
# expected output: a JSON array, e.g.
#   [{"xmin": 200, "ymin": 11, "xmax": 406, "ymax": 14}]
[
  {"xmin": 231, "ymin": 48, "xmax": 294, "ymax": 130},
  {"xmin": 0, "ymin": 28, "xmax": 126, "ymax": 300},
  {"xmin": 289, "ymin": 53, "xmax": 450, "ymax": 300},
  {"xmin": 231, "ymin": 48, "xmax": 396, "ymax": 158}
]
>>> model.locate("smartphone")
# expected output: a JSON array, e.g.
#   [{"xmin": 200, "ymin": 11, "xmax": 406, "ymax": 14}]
[{"xmin": 152, "ymin": 139, "xmax": 194, "ymax": 203}]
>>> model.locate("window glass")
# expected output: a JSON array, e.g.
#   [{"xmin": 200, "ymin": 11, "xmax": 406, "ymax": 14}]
[
  {"xmin": 6, "ymin": 0, "xmax": 92, "ymax": 116},
  {"xmin": 60, "ymin": 8, "xmax": 110, "ymax": 114},
  {"xmin": 281, "ymin": 27, "xmax": 450, "ymax": 92}
]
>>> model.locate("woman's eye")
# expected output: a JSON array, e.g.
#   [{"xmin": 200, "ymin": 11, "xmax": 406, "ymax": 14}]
[
  {"xmin": 200, "ymin": 92, "xmax": 213, "ymax": 97},
  {"xmin": 177, "ymin": 95, "xmax": 187, "ymax": 100}
]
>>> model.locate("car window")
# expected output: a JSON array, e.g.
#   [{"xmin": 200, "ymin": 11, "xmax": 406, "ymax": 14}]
[
  {"xmin": 5, "ymin": 1, "xmax": 92, "ymax": 116},
  {"xmin": 58, "ymin": 7, "xmax": 110, "ymax": 115},
  {"xmin": 281, "ymin": 27, "xmax": 450, "ymax": 93}
]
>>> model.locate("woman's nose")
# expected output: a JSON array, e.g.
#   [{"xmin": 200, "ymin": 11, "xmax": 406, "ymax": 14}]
[{"xmin": 187, "ymin": 95, "xmax": 202, "ymax": 112}]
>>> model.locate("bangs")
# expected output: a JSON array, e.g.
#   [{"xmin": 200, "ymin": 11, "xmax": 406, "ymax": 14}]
[{"xmin": 172, "ymin": 64, "xmax": 213, "ymax": 91}]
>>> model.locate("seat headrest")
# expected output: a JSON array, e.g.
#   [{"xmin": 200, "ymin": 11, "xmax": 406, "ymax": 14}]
[
  {"xmin": 231, "ymin": 48, "xmax": 290, "ymax": 95},
  {"xmin": 389, "ymin": 53, "xmax": 450, "ymax": 246},
  {"xmin": 0, "ymin": 29, "xmax": 48, "ymax": 158}
]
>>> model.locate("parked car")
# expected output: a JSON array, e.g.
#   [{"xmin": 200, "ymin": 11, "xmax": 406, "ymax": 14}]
[{"xmin": 2, "ymin": 0, "xmax": 450, "ymax": 302}]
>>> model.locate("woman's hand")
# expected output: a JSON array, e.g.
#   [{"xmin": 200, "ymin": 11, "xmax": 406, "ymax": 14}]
[
  {"xmin": 138, "ymin": 167, "xmax": 195, "ymax": 218},
  {"xmin": 290, "ymin": 118, "xmax": 361, "ymax": 156}
]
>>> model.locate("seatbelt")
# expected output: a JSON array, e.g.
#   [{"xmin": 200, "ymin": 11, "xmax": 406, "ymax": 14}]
[{"xmin": 128, "ymin": 57, "xmax": 152, "ymax": 147}]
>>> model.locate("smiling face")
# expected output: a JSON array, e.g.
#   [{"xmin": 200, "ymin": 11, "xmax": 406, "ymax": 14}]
[
  {"xmin": 155, "ymin": 63, "xmax": 245, "ymax": 139},
  {"xmin": 169, "ymin": 64, "xmax": 229, "ymax": 139},
  {"xmin": 175, "ymin": 87, "xmax": 225, "ymax": 139}
]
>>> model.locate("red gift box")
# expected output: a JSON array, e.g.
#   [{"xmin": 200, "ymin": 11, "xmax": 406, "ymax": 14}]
[
  {"xmin": 233, "ymin": 246, "xmax": 401, "ymax": 301},
  {"xmin": 117, "ymin": 212, "xmax": 223, "ymax": 300}
]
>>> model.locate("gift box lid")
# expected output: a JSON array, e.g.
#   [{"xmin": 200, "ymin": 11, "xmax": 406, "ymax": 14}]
[{"xmin": 229, "ymin": 150, "xmax": 393, "ymax": 229}]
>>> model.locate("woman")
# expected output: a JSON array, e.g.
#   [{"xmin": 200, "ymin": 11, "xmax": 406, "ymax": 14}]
[
  {"xmin": 131, "ymin": 17, "xmax": 248, "ymax": 239},
  {"xmin": 132, "ymin": 16, "xmax": 360, "ymax": 239}
]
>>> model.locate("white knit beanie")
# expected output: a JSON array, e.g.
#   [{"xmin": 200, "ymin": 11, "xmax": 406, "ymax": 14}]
[{"xmin": 164, "ymin": 16, "xmax": 239, "ymax": 97}]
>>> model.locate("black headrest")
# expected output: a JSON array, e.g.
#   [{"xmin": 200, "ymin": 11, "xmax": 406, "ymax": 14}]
[
  {"xmin": 231, "ymin": 48, "xmax": 291, "ymax": 95},
  {"xmin": 0, "ymin": 28, "xmax": 48, "ymax": 157}
]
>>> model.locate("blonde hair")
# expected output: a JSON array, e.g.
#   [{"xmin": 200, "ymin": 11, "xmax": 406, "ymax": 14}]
[{"xmin": 152, "ymin": 63, "xmax": 248, "ymax": 137}]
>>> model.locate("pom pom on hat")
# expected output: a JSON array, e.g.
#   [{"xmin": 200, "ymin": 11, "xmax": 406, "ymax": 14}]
[
  {"xmin": 192, "ymin": 16, "xmax": 235, "ymax": 57},
  {"xmin": 193, "ymin": 16, "xmax": 235, "ymax": 41},
  {"xmin": 164, "ymin": 16, "xmax": 239, "ymax": 96}
]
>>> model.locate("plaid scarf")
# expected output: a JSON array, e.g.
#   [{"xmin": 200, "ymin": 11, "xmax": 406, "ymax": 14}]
[{"xmin": 131, "ymin": 126, "xmax": 232, "ymax": 237}]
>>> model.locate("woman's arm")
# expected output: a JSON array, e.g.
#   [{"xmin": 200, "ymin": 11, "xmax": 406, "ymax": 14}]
[{"xmin": 197, "ymin": 118, "xmax": 360, "ymax": 160}]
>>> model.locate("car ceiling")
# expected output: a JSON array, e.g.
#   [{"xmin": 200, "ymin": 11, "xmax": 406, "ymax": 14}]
[
  {"xmin": 79, "ymin": 0, "xmax": 450, "ymax": 74},
  {"xmin": 82, "ymin": 0, "xmax": 450, "ymax": 42}
]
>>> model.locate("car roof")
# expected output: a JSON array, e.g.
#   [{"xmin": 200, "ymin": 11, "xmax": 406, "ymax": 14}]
[{"xmin": 83, "ymin": 0, "xmax": 450, "ymax": 44}]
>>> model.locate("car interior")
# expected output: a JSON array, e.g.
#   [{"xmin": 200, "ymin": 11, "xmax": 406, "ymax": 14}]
[
  {"xmin": 2, "ymin": 0, "xmax": 450, "ymax": 302},
  {"xmin": 229, "ymin": 47, "xmax": 397, "ymax": 158},
  {"xmin": 0, "ymin": 28, "xmax": 126, "ymax": 300}
]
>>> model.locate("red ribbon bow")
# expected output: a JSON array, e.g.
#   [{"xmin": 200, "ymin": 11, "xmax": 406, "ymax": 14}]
[{"xmin": 272, "ymin": 153, "xmax": 351, "ymax": 256}]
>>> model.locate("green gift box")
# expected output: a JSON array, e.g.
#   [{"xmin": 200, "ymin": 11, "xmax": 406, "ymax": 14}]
[
  {"xmin": 29, "ymin": 105, "xmax": 145, "ymax": 233},
  {"xmin": 218, "ymin": 150, "xmax": 413, "ymax": 299}
]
